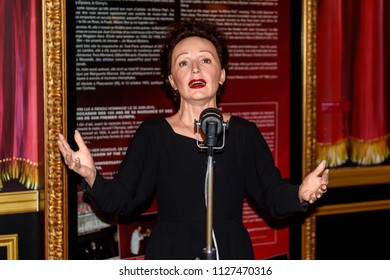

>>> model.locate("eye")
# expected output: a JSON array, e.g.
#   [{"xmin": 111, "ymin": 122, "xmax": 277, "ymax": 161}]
[
  {"xmin": 178, "ymin": 60, "xmax": 188, "ymax": 67},
  {"xmin": 202, "ymin": 58, "xmax": 211, "ymax": 64}
]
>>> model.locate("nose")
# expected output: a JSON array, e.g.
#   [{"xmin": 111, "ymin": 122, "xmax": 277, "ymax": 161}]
[{"xmin": 192, "ymin": 62, "xmax": 200, "ymax": 74}]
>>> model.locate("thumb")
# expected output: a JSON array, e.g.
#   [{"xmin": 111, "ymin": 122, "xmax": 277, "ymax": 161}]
[
  {"xmin": 74, "ymin": 130, "xmax": 88, "ymax": 150},
  {"xmin": 321, "ymin": 168, "xmax": 330, "ymax": 184},
  {"xmin": 312, "ymin": 160, "xmax": 327, "ymax": 176}
]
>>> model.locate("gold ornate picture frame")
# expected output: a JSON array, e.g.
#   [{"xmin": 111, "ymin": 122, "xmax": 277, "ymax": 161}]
[
  {"xmin": 0, "ymin": 234, "xmax": 18, "ymax": 260},
  {"xmin": 302, "ymin": 0, "xmax": 390, "ymax": 189},
  {"xmin": 301, "ymin": 0, "xmax": 390, "ymax": 259},
  {"xmin": 42, "ymin": 0, "xmax": 68, "ymax": 259}
]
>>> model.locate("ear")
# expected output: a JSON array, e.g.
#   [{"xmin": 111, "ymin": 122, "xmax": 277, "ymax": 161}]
[
  {"xmin": 168, "ymin": 74, "xmax": 177, "ymax": 90},
  {"xmin": 219, "ymin": 69, "xmax": 226, "ymax": 85}
]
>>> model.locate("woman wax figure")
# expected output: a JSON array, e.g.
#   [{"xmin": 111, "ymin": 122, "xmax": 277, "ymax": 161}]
[{"xmin": 57, "ymin": 20, "xmax": 329, "ymax": 260}]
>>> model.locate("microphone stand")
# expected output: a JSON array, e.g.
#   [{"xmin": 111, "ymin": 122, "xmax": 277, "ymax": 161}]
[
  {"xmin": 203, "ymin": 146, "xmax": 216, "ymax": 260},
  {"xmin": 194, "ymin": 118, "xmax": 228, "ymax": 260}
]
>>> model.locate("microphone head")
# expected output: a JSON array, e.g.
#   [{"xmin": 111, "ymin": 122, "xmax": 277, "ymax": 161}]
[{"xmin": 199, "ymin": 108, "xmax": 223, "ymax": 136}]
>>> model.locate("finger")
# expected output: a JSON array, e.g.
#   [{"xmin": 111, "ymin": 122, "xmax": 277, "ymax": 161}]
[
  {"xmin": 321, "ymin": 168, "xmax": 329, "ymax": 184},
  {"xmin": 57, "ymin": 139, "xmax": 67, "ymax": 155},
  {"xmin": 66, "ymin": 154, "xmax": 74, "ymax": 169},
  {"xmin": 308, "ymin": 193, "xmax": 317, "ymax": 204},
  {"xmin": 57, "ymin": 133, "xmax": 74, "ymax": 155},
  {"xmin": 57, "ymin": 133, "xmax": 67, "ymax": 151},
  {"xmin": 58, "ymin": 142, "xmax": 71, "ymax": 159},
  {"xmin": 74, "ymin": 130, "xmax": 88, "ymax": 150},
  {"xmin": 74, "ymin": 157, "xmax": 81, "ymax": 171},
  {"xmin": 64, "ymin": 152, "xmax": 73, "ymax": 166},
  {"xmin": 313, "ymin": 160, "xmax": 327, "ymax": 176}
]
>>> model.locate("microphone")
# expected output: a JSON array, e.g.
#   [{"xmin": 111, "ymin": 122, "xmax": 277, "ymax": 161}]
[
  {"xmin": 200, "ymin": 108, "xmax": 223, "ymax": 147},
  {"xmin": 195, "ymin": 108, "xmax": 228, "ymax": 149}
]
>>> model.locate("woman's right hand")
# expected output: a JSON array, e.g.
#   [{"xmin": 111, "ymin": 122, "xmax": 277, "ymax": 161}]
[{"xmin": 57, "ymin": 130, "xmax": 96, "ymax": 186}]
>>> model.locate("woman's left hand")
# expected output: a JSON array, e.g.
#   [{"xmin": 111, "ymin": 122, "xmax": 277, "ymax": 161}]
[{"xmin": 299, "ymin": 160, "xmax": 329, "ymax": 204}]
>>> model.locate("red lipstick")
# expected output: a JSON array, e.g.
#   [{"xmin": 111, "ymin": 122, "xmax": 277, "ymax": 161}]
[{"xmin": 188, "ymin": 79, "xmax": 206, "ymax": 88}]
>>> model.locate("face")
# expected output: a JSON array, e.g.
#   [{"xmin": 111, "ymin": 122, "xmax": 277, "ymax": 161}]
[{"xmin": 168, "ymin": 36, "xmax": 226, "ymax": 104}]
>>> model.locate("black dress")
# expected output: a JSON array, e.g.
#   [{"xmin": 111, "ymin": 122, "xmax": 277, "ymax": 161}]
[{"xmin": 86, "ymin": 116, "xmax": 306, "ymax": 259}]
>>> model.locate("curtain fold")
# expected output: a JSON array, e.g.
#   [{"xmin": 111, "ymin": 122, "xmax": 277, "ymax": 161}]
[
  {"xmin": 0, "ymin": 0, "xmax": 4, "ymax": 158},
  {"xmin": 349, "ymin": 0, "xmax": 389, "ymax": 165},
  {"xmin": 316, "ymin": 0, "xmax": 389, "ymax": 167},
  {"xmin": 0, "ymin": 0, "xmax": 39, "ymax": 190},
  {"xmin": 316, "ymin": 0, "xmax": 349, "ymax": 167}
]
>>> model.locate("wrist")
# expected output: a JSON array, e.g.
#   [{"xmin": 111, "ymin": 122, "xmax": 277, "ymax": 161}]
[{"xmin": 86, "ymin": 168, "xmax": 97, "ymax": 187}]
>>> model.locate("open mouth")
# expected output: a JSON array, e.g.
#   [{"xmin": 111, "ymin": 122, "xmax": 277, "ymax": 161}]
[{"xmin": 188, "ymin": 79, "xmax": 206, "ymax": 89}]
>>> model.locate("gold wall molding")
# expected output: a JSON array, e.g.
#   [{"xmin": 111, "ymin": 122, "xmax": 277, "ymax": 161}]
[
  {"xmin": 301, "ymin": 200, "xmax": 390, "ymax": 259},
  {"xmin": 0, "ymin": 234, "xmax": 18, "ymax": 260},
  {"xmin": 301, "ymin": 0, "xmax": 317, "ymax": 178},
  {"xmin": 301, "ymin": 0, "xmax": 317, "ymax": 260},
  {"xmin": 43, "ymin": 0, "xmax": 68, "ymax": 260},
  {"xmin": 0, "ymin": 191, "xmax": 40, "ymax": 215},
  {"xmin": 329, "ymin": 166, "xmax": 390, "ymax": 188},
  {"xmin": 301, "ymin": 215, "xmax": 316, "ymax": 260},
  {"xmin": 315, "ymin": 199, "xmax": 390, "ymax": 216}
]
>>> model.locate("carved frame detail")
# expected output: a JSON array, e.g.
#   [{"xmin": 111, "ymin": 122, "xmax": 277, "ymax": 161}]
[{"xmin": 42, "ymin": 0, "xmax": 68, "ymax": 259}]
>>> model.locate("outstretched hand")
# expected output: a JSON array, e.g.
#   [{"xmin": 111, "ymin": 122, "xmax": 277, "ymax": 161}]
[
  {"xmin": 57, "ymin": 130, "xmax": 96, "ymax": 186},
  {"xmin": 299, "ymin": 160, "xmax": 329, "ymax": 204}
]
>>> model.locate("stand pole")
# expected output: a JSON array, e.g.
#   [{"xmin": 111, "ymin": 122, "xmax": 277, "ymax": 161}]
[
  {"xmin": 194, "ymin": 112, "xmax": 228, "ymax": 260},
  {"xmin": 202, "ymin": 150, "xmax": 216, "ymax": 260}
]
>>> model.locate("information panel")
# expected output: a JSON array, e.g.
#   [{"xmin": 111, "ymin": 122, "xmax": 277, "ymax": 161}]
[{"xmin": 68, "ymin": 0, "xmax": 291, "ymax": 260}]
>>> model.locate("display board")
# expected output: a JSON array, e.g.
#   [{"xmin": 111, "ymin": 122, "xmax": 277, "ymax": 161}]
[{"xmin": 67, "ymin": 0, "xmax": 291, "ymax": 260}]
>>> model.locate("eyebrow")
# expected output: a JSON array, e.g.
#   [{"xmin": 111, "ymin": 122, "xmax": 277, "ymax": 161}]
[{"xmin": 174, "ymin": 50, "xmax": 215, "ymax": 60}]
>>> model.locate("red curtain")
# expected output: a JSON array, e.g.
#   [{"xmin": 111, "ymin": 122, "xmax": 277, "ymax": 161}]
[
  {"xmin": 0, "ymin": 0, "xmax": 39, "ymax": 190},
  {"xmin": 349, "ymin": 0, "xmax": 389, "ymax": 165},
  {"xmin": 0, "ymin": 1, "xmax": 4, "ymax": 158},
  {"xmin": 316, "ymin": 0, "xmax": 389, "ymax": 167},
  {"xmin": 316, "ymin": 0, "xmax": 349, "ymax": 167}
]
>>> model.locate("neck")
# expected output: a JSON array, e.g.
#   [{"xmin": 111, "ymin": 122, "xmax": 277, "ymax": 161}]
[
  {"xmin": 178, "ymin": 113, "xmax": 195, "ymax": 135},
  {"xmin": 178, "ymin": 102, "xmax": 218, "ymax": 123}
]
